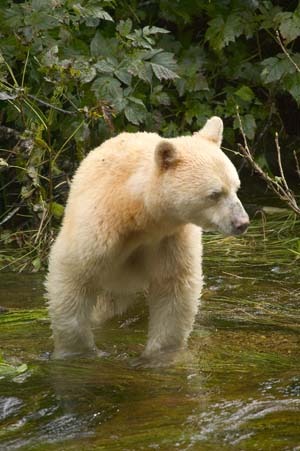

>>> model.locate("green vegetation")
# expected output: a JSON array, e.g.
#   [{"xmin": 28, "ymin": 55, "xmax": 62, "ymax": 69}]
[{"xmin": 0, "ymin": 0, "xmax": 299, "ymax": 270}]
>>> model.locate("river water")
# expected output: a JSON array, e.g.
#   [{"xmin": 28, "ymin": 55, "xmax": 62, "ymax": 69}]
[{"xmin": 0, "ymin": 215, "xmax": 299, "ymax": 450}]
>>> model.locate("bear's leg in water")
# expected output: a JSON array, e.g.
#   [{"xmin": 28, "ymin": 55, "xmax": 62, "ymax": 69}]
[
  {"xmin": 47, "ymin": 280, "xmax": 97, "ymax": 359},
  {"xmin": 144, "ymin": 225, "xmax": 203, "ymax": 357}
]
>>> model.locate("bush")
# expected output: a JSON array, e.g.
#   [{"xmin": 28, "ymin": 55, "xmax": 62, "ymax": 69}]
[{"xmin": 0, "ymin": 0, "xmax": 299, "ymax": 269}]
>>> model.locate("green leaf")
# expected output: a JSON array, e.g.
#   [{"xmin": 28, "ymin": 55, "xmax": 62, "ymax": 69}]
[
  {"xmin": 283, "ymin": 72, "xmax": 300, "ymax": 104},
  {"xmin": 31, "ymin": 0, "xmax": 49, "ymax": 10},
  {"xmin": 124, "ymin": 99, "xmax": 147, "ymax": 125},
  {"xmin": 150, "ymin": 51, "xmax": 179, "ymax": 81},
  {"xmin": 127, "ymin": 29, "xmax": 153, "ymax": 49},
  {"xmin": 206, "ymin": 14, "xmax": 242, "ymax": 50},
  {"xmin": 24, "ymin": 11, "xmax": 59, "ymax": 30},
  {"xmin": 51, "ymin": 202, "xmax": 64, "ymax": 219},
  {"xmin": 91, "ymin": 76, "xmax": 124, "ymax": 110},
  {"xmin": 184, "ymin": 102, "xmax": 212, "ymax": 126},
  {"xmin": 142, "ymin": 26, "xmax": 170, "ymax": 36},
  {"xmin": 141, "ymin": 49, "xmax": 163, "ymax": 61},
  {"xmin": 261, "ymin": 56, "xmax": 294, "ymax": 84},
  {"xmin": 41, "ymin": 45, "xmax": 59, "ymax": 67},
  {"xmin": 185, "ymin": 73, "xmax": 209, "ymax": 93},
  {"xmin": 151, "ymin": 63, "xmax": 179, "ymax": 81},
  {"xmin": 90, "ymin": 31, "xmax": 117, "ymax": 57},
  {"xmin": 128, "ymin": 59, "xmax": 152, "ymax": 83},
  {"xmin": 3, "ymin": 4, "xmax": 24, "ymax": 29},
  {"xmin": 151, "ymin": 51, "xmax": 177, "ymax": 71},
  {"xmin": 94, "ymin": 59, "xmax": 116, "ymax": 74},
  {"xmin": 127, "ymin": 96, "xmax": 144, "ymax": 106},
  {"xmin": 276, "ymin": 11, "xmax": 300, "ymax": 44},
  {"xmin": 73, "ymin": 61, "xmax": 96, "ymax": 83},
  {"xmin": 150, "ymin": 86, "xmax": 170, "ymax": 106},
  {"xmin": 116, "ymin": 19, "xmax": 132, "ymax": 37},
  {"xmin": 206, "ymin": 10, "xmax": 255, "ymax": 50},
  {"xmin": 224, "ymin": 13, "xmax": 244, "ymax": 45},
  {"xmin": 235, "ymin": 86, "xmax": 255, "ymax": 102},
  {"xmin": 115, "ymin": 69, "xmax": 132, "ymax": 85},
  {"xmin": 72, "ymin": 4, "xmax": 113, "ymax": 22}
]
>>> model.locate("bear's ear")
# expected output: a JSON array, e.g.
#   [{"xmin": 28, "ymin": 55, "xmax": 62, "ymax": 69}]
[
  {"xmin": 197, "ymin": 116, "xmax": 223, "ymax": 146},
  {"xmin": 155, "ymin": 141, "xmax": 178, "ymax": 171}
]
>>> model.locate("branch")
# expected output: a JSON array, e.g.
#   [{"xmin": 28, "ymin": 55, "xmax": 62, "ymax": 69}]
[
  {"xmin": 27, "ymin": 94, "xmax": 78, "ymax": 115},
  {"xmin": 276, "ymin": 30, "xmax": 300, "ymax": 74},
  {"xmin": 293, "ymin": 150, "xmax": 300, "ymax": 179},
  {"xmin": 236, "ymin": 108, "xmax": 300, "ymax": 217}
]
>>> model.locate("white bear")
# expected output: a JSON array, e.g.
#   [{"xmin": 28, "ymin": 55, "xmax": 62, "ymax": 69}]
[{"xmin": 46, "ymin": 117, "xmax": 249, "ymax": 360}]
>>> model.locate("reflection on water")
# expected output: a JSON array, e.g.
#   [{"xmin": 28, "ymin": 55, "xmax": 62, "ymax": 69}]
[{"xmin": 0, "ymin": 217, "xmax": 299, "ymax": 450}]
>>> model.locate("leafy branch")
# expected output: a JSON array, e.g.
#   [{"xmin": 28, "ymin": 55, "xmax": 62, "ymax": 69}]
[
  {"xmin": 237, "ymin": 108, "xmax": 300, "ymax": 217},
  {"xmin": 275, "ymin": 30, "xmax": 300, "ymax": 74}
]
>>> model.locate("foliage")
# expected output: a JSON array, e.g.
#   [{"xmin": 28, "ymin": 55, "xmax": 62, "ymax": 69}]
[{"xmin": 0, "ymin": 0, "xmax": 300, "ymax": 269}]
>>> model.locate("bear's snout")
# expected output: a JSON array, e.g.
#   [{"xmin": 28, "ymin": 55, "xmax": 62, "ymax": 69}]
[{"xmin": 231, "ymin": 215, "xmax": 249, "ymax": 235}]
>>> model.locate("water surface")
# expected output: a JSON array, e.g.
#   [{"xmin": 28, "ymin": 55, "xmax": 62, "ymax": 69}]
[{"xmin": 0, "ymin": 217, "xmax": 299, "ymax": 450}]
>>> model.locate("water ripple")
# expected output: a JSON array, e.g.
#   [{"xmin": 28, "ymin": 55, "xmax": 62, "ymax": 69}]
[
  {"xmin": 2, "ymin": 413, "xmax": 94, "ymax": 450},
  {"xmin": 0, "ymin": 396, "xmax": 23, "ymax": 421},
  {"xmin": 188, "ymin": 398, "xmax": 300, "ymax": 446}
]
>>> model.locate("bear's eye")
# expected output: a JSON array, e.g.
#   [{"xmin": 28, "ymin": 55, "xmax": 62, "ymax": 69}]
[{"xmin": 208, "ymin": 191, "xmax": 223, "ymax": 201}]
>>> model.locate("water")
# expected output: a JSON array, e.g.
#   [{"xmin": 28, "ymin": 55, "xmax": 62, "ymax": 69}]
[{"xmin": 0, "ymin": 217, "xmax": 299, "ymax": 450}]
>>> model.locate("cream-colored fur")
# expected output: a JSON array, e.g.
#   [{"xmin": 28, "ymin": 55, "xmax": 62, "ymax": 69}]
[{"xmin": 46, "ymin": 117, "xmax": 249, "ymax": 359}]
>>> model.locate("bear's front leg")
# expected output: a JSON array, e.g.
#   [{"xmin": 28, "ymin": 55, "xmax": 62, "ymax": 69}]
[
  {"xmin": 144, "ymin": 225, "xmax": 203, "ymax": 358},
  {"xmin": 46, "ymin": 274, "xmax": 98, "ymax": 359}
]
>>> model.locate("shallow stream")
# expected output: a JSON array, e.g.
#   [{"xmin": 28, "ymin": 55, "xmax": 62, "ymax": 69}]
[{"xmin": 0, "ymin": 215, "xmax": 299, "ymax": 450}]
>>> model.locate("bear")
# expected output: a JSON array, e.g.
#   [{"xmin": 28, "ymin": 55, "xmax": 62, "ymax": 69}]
[{"xmin": 45, "ymin": 117, "xmax": 249, "ymax": 361}]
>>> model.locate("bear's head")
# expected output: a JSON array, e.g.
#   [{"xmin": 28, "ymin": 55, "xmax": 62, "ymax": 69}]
[{"xmin": 153, "ymin": 116, "xmax": 249, "ymax": 236}]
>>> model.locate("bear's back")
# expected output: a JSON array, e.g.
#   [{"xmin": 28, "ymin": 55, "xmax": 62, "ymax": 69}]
[
  {"xmin": 62, "ymin": 132, "xmax": 161, "ymax": 229},
  {"xmin": 73, "ymin": 131, "xmax": 160, "ymax": 188},
  {"xmin": 93, "ymin": 131, "xmax": 159, "ymax": 162}
]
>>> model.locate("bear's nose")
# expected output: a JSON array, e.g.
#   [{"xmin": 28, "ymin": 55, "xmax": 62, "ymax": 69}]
[{"xmin": 233, "ymin": 218, "xmax": 249, "ymax": 234}]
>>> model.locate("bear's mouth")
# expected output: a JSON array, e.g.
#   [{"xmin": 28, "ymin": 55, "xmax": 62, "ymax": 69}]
[{"xmin": 202, "ymin": 222, "xmax": 248, "ymax": 237}]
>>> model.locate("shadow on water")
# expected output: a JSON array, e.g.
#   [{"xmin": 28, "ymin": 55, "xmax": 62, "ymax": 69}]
[{"xmin": 0, "ymin": 215, "xmax": 300, "ymax": 450}]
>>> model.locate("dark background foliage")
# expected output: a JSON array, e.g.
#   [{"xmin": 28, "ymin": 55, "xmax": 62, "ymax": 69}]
[{"xmin": 0, "ymin": 0, "xmax": 299, "ymax": 269}]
